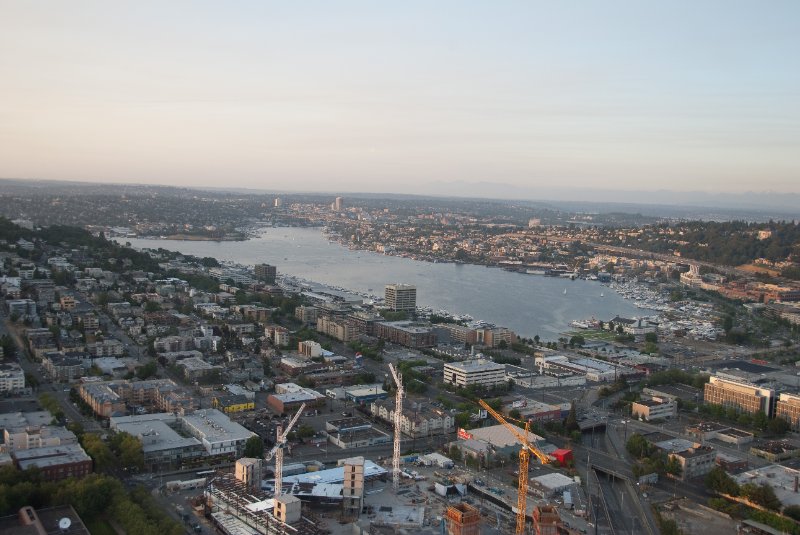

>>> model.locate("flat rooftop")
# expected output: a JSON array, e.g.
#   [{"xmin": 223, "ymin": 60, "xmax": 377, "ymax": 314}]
[
  {"xmin": 736, "ymin": 465, "xmax": 800, "ymax": 507},
  {"xmin": 181, "ymin": 409, "xmax": 255, "ymax": 444},
  {"xmin": 444, "ymin": 359, "xmax": 505, "ymax": 373},
  {"xmin": 111, "ymin": 417, "xmax": 202, "ymax": 453},
  {"xmin": 280, "ymin": 460, "xmax": 387, "ymax": 485}
]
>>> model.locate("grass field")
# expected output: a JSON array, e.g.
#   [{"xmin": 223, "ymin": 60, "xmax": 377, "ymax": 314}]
[{"xmin": 562, "ymin": 329, "xmax": 618, "ymax": 341}]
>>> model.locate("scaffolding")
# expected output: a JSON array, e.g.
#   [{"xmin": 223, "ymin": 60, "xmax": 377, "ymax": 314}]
[{"xmin": 445, "ymin": 503, "xmax": 481, "ymax": 535}]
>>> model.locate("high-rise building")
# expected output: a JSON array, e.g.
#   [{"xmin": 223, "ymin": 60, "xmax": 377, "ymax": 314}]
[
  {"xmin": 273, "ymin": 197, "xmax": 282, "ymax": 208},
  {"xmin": 342, "ymin": 456, "xmax": 364, "ymax": 519},
  {"xmin": 385, "ymin": 284, "xmax": 416, "ymax": 312},
  {"xmin": 254, "ymin": 264, "xmax": 277, "ymax": 284},
  {"xmin": 332, "ymin": 196, "xmax": 344, "ymax": 211}
]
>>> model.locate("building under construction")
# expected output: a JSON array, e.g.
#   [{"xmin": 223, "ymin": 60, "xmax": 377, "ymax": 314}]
[
  {"xmin": 532, "ymin": 505, "xmax": 562, "ymax": 535},
  {"xmin": 204, "ymin": 473, "xmax": 327, "ymax": 535},
  {"xmin": 445, "ymin": 503, "xmax": 480, "ymax": 535}
]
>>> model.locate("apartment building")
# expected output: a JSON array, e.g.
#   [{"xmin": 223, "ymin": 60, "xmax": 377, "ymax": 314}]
[
  {"xmin": 0, "ymin": 362, "xmax": 25, "ymax": 393},
  {"xmin": 375, "ymin": 321, "xmax": 436, "ymax": 348}
]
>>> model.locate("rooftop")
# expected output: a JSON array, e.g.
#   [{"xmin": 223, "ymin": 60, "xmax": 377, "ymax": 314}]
[{"xmin": 444, "ymin": 359, "xmax": 505, "ymax": 373}]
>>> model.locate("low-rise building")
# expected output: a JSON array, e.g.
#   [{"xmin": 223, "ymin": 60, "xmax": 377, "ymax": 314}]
[
  {"xmin": 212, "ymin": 394, "xmax": 255, "ymax": 414},
  {"xmin": 631, "ymin": 398, "xmax": 677, "ymax": 421},
  {"xmin": 443, "ymin": 359, "xmax": 506, "ymax": 388},
  {"xmin": 370, "ymin": 400, "xmax": 455, "ymax": 439},
  {"xmin": 0, "ymin": 362, "xmax": 25, "ymax": 393},
  {"xmin": 375, "ymin": 321, "xmax": 436, "ymax": 348},
  {"xmin": 13, "ymin": 444, "xmax": 93, "ymax": 481}
]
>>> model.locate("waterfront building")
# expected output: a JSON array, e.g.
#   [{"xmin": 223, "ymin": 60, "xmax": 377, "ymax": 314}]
[
  {"xmin": 385, "ymin": 283, "xmax": 417, "ymax": 312},
  {"xmin": 375, "ymin": 321, "xmax": 436, "ymax": 348},
  {"xmin": 254, "ymin": 263, "xmax": 277, "ymax": 284}
]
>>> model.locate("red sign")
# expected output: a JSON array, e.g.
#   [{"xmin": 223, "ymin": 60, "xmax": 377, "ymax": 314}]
[{"xmin": 457, "ymin": 428, "xmax": 473, "ymax": 440}]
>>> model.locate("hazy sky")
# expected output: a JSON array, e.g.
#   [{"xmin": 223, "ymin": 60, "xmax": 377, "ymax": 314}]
[{"xmin": 1, "ymin": 1, "xmax": 799, "ymax": 195}]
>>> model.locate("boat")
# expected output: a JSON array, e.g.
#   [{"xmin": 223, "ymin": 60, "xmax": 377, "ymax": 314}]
[
  {"xmin": 563, "ymin": 288, "xmax": 567, "ymax": 295},
  {"xmin": 600, "ymin": 292, "xmax": 604, "ymax": 297}
]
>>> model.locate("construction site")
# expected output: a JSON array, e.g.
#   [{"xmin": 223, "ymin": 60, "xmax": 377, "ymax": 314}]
[{"xmin": 184, "ymin": 363, "xmax": 580, "ymax": 535}]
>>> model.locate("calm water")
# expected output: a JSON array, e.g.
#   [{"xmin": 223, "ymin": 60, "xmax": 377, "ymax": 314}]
[{"xmin": 123, "ymin": 227, "xmax": 648, "ymax": 340}]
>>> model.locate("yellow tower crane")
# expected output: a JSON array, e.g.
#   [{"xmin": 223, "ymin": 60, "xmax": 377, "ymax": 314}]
[{"xmin": 478, "ymin": 399, "xmax": 551, "ymax": 535}]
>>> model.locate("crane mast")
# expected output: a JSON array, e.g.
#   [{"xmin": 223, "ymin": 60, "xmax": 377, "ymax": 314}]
[
  {"xmin": 388, "ymin": 363, "xmax": 404, "ymax": 492},
  {"xmin": 479, "ymin": 398, "xmax": 550, "ymax": 535},
  {"xmin": 265, "ymin": 402, "xmax": 306, "ymax": 498}
]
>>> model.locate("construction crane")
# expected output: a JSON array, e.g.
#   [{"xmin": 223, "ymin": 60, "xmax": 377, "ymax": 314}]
[
  {"xmin": 478, "ymin": 399, "xmax": 550, "ymax": 535},
  {"xmin": 265, "ymin": 402, "xmax": 306, "ymax": 498},
  {"xmin": 388, "ymin": 362, "xmax": 404, "ymax": 492}
]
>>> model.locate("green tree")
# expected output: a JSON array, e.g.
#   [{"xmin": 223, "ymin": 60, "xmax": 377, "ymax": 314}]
[
  {"xmin": 565, "ymin": 402, "xmax": 580, "ymax": 433},
  {"xmin": 705, "ymin": 466, "xmax": 740, "ymax": 496},
  {"xmin": 243, "ymin": 436, "xmax": 265, "ymax": 458}
]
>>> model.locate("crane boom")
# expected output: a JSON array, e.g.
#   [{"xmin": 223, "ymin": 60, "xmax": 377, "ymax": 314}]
[
  {"xmin": 265, "ymin": 402, "xmax": 306, "ymax": 498},
  {"xmin": 388, "ymin": 363, "xmax": 403, "ymax": 493},
  {"xmin": 479, "ymin": 399, "xmax": 550, "ymax": 535},
  {"xmin": 478, "ymin": 399, "xmax": 549, "ymax": 463}
]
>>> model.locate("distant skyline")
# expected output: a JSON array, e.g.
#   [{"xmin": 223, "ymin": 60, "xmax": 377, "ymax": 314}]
[{"xmin": 1, "ymin": 2, "xmax": 799, "ymax": 195}]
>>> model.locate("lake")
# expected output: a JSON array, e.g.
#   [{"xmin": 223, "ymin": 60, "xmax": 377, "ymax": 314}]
[{"xmin": 122, "ymin": 227, "xmax": 649, "ymax": 340}]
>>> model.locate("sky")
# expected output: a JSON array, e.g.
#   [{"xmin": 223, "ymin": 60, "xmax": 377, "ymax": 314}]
[{"xmin": 1, "ymin": 1, "xmax": 799, "ymax": 197}]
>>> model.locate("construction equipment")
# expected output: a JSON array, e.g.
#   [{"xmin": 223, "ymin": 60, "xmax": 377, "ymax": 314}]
[
  {"xmin": 388, "ymin": 362, "xmax": 404, "ymax": 492},
  {"xmin": 265, "ymin": 402, "xmax": 306, "ymax": 498},
  {"xmin": 478, "ymin": 399, "xmax": 550, "ymax": 535}
]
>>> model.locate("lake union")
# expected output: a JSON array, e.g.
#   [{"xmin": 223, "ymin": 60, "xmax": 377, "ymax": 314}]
[{"xmin": 124, "ymin": 227, "xmax": 648, "ymax": 340}]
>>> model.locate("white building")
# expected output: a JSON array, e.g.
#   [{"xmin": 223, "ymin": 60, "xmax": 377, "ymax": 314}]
[
  {"xmin": 443, "ymin": 359, "xmax": 506, "ymax": 388},
  {"xmin": 0, "ymin": 362, "xmax": 25, "ymax": 393}
]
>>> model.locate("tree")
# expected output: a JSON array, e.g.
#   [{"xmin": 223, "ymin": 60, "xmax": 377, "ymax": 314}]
[
  {"xmin": 644, "ymin": 332, "xmax": 658, "ymax": 344},
  {"xmin": 742, "ymin": 482, "xmax": 782, "ymax": 511},
  {"xmin": 783, "ymin": 505, "xmax": 800, "ymax": 522},
  {"xmin": 144, "ymin": 300, "xmax": 160, "ymax": 313},
  {"xmin": 136, "ymin": 360, "xmax": 158, "ymax": 379},
  {"xmin": 705, "ymin": 466, "xmax": 740, "ymax": 496},
  {"xmin": 244, "ymin": 436, "xmax": 264, "ymax": 458},
  {"xmin": 626, "ymin": 434, "xmax": 652, "ymax": 459},
  {"xmin": 565, "ymin": 402, "xmax": 580, "ymax": 433}
]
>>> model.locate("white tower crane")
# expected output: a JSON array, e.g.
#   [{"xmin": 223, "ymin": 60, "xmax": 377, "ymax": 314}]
[
  {"xmin": 265, "ymin": 402, "xmax": 306, "ymax": 498},
  {"xmin": 388, "ymin": 363, "xmax": 404, "ymax": 492}
]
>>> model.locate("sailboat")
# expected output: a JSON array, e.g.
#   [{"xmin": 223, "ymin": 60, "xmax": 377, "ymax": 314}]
[
  {"xmin": 600, "ymin": 292, "xmax": 604, "ymax": 297},
  {"xmin": 563, "ymin": 288, "xmax": 567, "ymax": 295}
]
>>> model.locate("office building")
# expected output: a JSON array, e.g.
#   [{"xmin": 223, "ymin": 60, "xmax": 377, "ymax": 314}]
[
  {"xmin": 776, "ymin": 393, "xmax": 800, "ymax": 430},
  {"xmin": 704, "ymin": 376, "xmax": 774, "ymax": 416},
  {"xmin": 385, "ymin": 284, "xmax": 417, "ymax": 312},
  {"xmin": 254, "ymin": 264, "xmax": 277, "ymax": 284},
  {"xmin": 443, "ymin": 359, "xmax": 506, "ymax": 388},
  {"xmin": 631, "ymin": 398, "xmax": 677, "ymax": 421}
]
